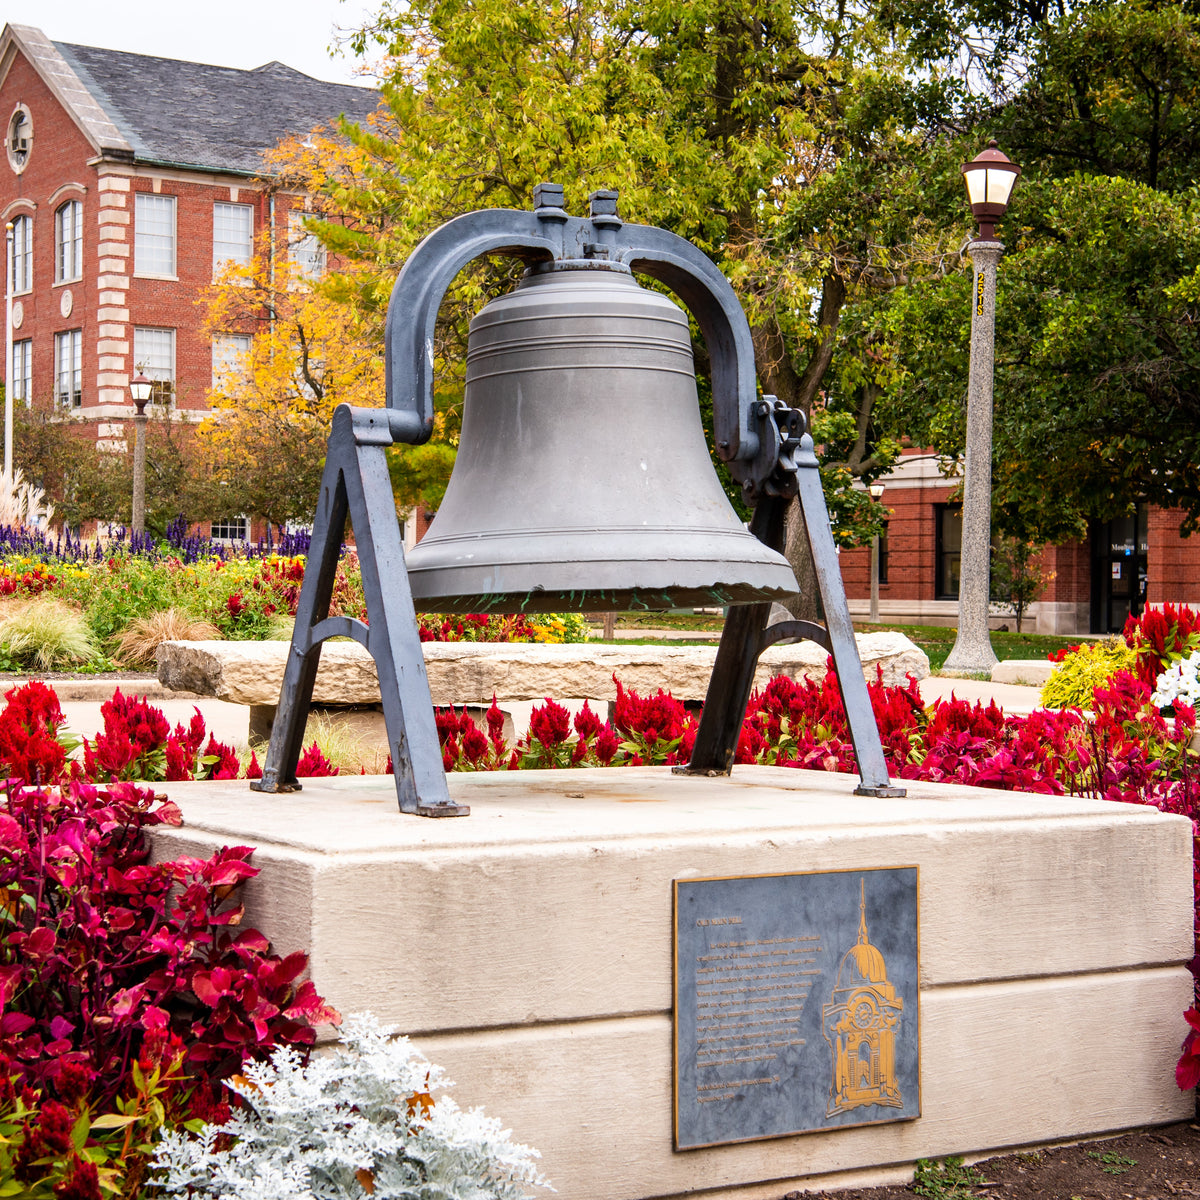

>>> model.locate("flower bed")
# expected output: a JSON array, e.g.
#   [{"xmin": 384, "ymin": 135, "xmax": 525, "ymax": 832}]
[
  {"xmin": 0, "ymin": 522, "xmax": 589, "ymax": 672},
  {"xmin": 2, "ymin": 640, "xmax": 1197, "ymax": 1097}
]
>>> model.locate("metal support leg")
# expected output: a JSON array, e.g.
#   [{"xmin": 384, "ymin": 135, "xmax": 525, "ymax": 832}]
[
  {"xmin": 682, "ymin": 500, "xmax": 784, "ymax": 774},
  {"xmin": 794, "ymin": 444, "xmax": 905, "ymax": 798},
  {"xmin": 252, "ymin": 404, "xmax": 467, "ymax": 817},
  {"xmin": 679, "ymin": 435, "xmax": 904, "ymax": 797}
]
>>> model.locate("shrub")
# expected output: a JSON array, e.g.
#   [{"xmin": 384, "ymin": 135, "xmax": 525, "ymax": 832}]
[
  {"xmin": 152, "ymin": 1012, "xmax": 546, "ymax": 1200},
  {"xmin": 0, "ymin": 682, "xmax": 335, "ymax": 787},
  {"xmin": 1039, "ymin": 639, "xmax": 1138, "ymax": 710},
  {"xmin": 0, "ymin": 598, "xmax": 97, "ymax": 671},
  {"xmin": 0, "ymin": 1034, "xmax": 199, "ymax": 1199}
]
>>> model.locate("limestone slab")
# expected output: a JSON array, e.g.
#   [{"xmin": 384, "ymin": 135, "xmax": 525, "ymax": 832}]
[
  {"xmin": 152, "ymin": 769, "xmax": 1193, "ymax": 1034},
  {"xmin": 156, "ymin": 633, "xmax": 930, "ymax": 707},
  {"xmin": 146, "ymin": 769, "xmax": 1193, "ymax": 1200},
  {"xmin": 991, "ymin": 659, "xmax": 1057, "ymax": 686}
]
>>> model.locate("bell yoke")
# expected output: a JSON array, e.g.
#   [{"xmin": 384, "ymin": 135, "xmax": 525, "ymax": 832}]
[{"xmin": 251, "ymin": 184, "xmax": 904, "ymax": 816}]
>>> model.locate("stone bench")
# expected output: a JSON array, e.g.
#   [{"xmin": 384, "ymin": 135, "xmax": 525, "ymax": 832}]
[{"xmin": 157, "ymin": 632, "xmax": 929, "ymax": 746}]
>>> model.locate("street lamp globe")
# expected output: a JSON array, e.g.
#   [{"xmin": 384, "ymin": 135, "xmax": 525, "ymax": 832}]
[
  {"xmin": 129, "ymin": 370, "xmax": 153, "ymax": 414},
  {"xmin": 961, "ymin": 141, "xmax": 1021, "ymax": 241}
]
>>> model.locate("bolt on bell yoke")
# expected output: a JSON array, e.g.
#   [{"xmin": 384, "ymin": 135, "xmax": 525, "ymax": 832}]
[{"xmin": 251, "ymin": 184, "xmax": 904, "ymax": 815}]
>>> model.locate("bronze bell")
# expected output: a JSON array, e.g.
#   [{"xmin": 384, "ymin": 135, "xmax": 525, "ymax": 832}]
[{"xmin": 404, "ymin": 261, "xmax": 799, "ymax": 612}]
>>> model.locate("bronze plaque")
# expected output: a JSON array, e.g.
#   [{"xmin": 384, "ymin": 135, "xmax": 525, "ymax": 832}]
[{"xmin": 674, "ymin": 867, "xmax": 920, "ymax": 1150}]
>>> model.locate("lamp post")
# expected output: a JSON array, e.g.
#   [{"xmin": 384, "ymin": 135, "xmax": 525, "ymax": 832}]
[
  {"xmin": 4, "ymin": 221, "xmax": 12, "ymax": 483},
  {"xmin": 129, "ymin": 371, "xmax": 152, "ymax": 536},
  {"xmin": 942, "ymin": 140, "xmax": 1021, "ymax": 676},
  {"xmin": 869, "ymin": 483, "xmax": 885, "ymax": 624}
]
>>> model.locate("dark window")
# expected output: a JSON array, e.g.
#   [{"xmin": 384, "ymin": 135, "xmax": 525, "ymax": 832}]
[
  {"xmin": 935, "ymin": 505, "xmax": 962, "ymax": 599},
  {"xmin": 878, "ymin": 521, "xmax": 889, "ymax": 586}
]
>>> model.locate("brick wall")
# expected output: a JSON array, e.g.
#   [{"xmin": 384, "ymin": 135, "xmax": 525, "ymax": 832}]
[
  {"xmin": 1148, "ymin": 507, "xmax": 1200, "ymax": 605},
  {"xmin": 2, "ymin": 49, "xmax": 98, "ymax": 414},
  {"xmin": 840, "ymin": 482, "xmax": 958, "ymax": 602},
  {"xmin": 1, "ymin": 44, "xmax": 340, "ymax": 477},
  {"xmin": 1039, "ymin": 539, "xmax": 1090, "ymax": 604}
]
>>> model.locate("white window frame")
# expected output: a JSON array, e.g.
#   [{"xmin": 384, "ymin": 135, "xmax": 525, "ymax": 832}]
[
  {"xmin": 211, "ymin": 333, "xmax": 252, "ymax": 390},
  {"xmin": 135, "ymin": 193, "xmax": 177, "ymax": 278},
  {"xmin": 54, "ymin": 200, "xmax": 82, "ymax": 284},
  {"xmin": 11, "ymin": 214, "xmax": 31, "ymax": 294},
  {"xmin": 210, "ymin": 515, "xmax": 249, "ymax": 542},
  {"xmin": 213, "ymin": 202, "xmax": 254, "ymax": 274},
  {"xmin": 288, "ymin": 209, "xmax": 325, "ymax": 281},
  {"xmin": 54, "ymin": 329, "xmax": 82, "ymax": 408},
  {"xmin": 133, "ymin": 326, "xmax": 176, "ymax": 404},
  {"xmin": 12, "ymin": 339, "xmax": 31, "ymax": 406}
]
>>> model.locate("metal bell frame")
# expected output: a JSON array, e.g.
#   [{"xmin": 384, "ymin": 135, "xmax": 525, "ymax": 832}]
[{"xmin": 251, "ymin": 184, "xmax": 905, "ymax": 815}]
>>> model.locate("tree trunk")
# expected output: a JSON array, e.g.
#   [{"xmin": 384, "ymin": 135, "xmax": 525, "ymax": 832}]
[{"xmin": 752, "ymin": 273, "xmax": 847, "ymax": 622}]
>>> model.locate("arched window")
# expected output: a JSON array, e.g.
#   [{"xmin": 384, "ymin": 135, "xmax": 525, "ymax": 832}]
[
  {"xmin": 10, "ymin": 214, "xmax": 31, "ymax": 293},
  {"xmin": 55, "ymin": 200, "xmax": 82, "ymax": 283},
  {"xmin": 7, "ymin": 106, "xmax": 31, "ymax": 173}
]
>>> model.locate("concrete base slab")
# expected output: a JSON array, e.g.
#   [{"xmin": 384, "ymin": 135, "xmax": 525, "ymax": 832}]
[{"xmin": 149, "ymin": 768, "xmax": 1195, "ymax": 1200}]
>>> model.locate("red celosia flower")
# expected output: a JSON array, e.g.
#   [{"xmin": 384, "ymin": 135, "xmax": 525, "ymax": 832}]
[
  {"xmin": 296, "ymin": 741, "xmax": 337, "ymax": 777},
  {"xmin": 200, "ymin": 736, "xmax": 240, "ymax": 781},
  {"xmin": 53, "ymin": 1155, "xmax": 102, "ymax": 1200},
  {"xmin": 595, "ymin": 724, "xmax": 620, "ymax": 765},
  {"xmin": 573, "ymin": 701, "xmax": 603, "ymax": 741},
  {"xmin": 51, "ymin": 1057, "xmax": 96, "ymax": 1108},
  {"xmin": 529, "ymin": 699, "xmax": 571, "ymax": 748},
  {"xmin": 486, "ymin": 696, "xmax": 506, "ymax": 746},
  {"xmin": 0, "ymin": 681, "xmax": 69, "ymax": 784},
  {"xmin": 462, "ymin": 725, "xmax": 489, "ymax": 764}
]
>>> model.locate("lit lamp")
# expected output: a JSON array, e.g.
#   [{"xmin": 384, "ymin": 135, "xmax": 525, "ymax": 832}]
[
  {"xmin": 960, "ymin": 141, "xmax": 1021, "ymax": 242},
  {"xmin": 942, "ymin": 141, "xmax": 1021, "ymax": 676},
  {"xmin": 129, "ymin": 370, "xmax": 152, "ymax": 536},
  {"xmin": 869, "ymin": 482, "xmax": 885, "ymax": 624}
]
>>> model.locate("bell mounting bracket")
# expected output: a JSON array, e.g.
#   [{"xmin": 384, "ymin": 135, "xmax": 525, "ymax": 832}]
[{"xmin": 252, "ymin": 184, "xmax": 903, "ymax": 814}]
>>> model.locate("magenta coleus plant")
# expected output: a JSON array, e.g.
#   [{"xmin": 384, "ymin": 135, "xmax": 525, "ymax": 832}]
[{"xmin": 0, "ymin": 776, "xmax": 339, "ymax": 1116}]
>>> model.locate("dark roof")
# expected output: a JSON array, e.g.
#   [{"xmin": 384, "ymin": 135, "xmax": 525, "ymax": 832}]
[{"xmin": 53, "ymin": 41, "xmax": 377, "ymax": 175}]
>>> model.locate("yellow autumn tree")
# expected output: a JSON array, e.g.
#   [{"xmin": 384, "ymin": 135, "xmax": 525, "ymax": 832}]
[{"xmin": 194, "ymin": 246, "xmax": 392, "ymax": 531}]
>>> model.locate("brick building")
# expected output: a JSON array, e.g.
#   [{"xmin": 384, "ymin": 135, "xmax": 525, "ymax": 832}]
[
  {"xmin": 0, "ymin": 23, "xmax": 375, "ymax": 531},
  {"xmin": 839, "ymin": 450, "xmax": 1200, "ymax": 635}
]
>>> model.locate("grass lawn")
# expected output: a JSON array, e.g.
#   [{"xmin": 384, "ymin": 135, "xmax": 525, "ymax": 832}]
[
  {"xmin": 594, "ymin": 612, "xmax": 1082, "ymax": 672},
  {"xmin": 860, "ymin": 623, "xmax": 1081, "ymax": 673}
]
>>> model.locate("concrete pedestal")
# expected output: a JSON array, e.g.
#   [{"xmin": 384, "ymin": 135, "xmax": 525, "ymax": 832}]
[{"xmin": 150, "ymin": 769, "xmax": 1195, "ymax": 1200}]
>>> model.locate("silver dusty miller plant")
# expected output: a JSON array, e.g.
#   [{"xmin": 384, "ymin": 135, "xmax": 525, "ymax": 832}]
[{"xmin": 151, "ymin": 1012, "xmax": 550, "ymax": 1200}]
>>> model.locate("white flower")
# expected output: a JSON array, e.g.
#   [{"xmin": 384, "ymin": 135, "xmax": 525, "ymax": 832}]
[{"xmin": 1152, "ymin": 651, "xmax": 1200, "ymax": 710}]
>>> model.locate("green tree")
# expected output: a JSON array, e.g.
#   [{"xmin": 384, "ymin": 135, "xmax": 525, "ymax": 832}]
[
  {"xmin": 871, "ymin": 0, "xmax": 1200, "ymax": 541},
  {"xmin": 280, "ymin": 0, "xmax": 966, "ymax": 611}
]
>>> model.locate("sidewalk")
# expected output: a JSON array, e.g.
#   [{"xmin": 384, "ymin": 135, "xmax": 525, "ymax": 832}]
[{"xmin": 918, "ymin": 675, "xmax": 1043, "ymax": 715}]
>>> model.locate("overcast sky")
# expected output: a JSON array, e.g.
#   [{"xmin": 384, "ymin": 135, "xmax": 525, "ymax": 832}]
[{"xmin": 5, "ymin": 0, "xmax": 383, "ymax": 85}]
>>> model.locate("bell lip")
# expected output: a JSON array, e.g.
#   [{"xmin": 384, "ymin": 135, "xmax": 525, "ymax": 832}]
[{"xmin": 410, "ymin": 582, "xmax": 800, "ymax": 615}]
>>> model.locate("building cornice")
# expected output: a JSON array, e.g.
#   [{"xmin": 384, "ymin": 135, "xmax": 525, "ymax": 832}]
[{"xmin": 0, "ymin": 25, "xmax": 133, "ymax": 158}]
